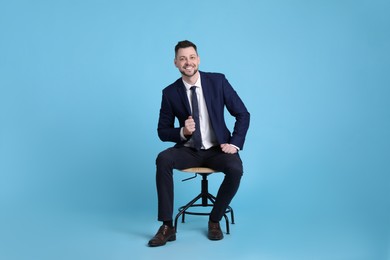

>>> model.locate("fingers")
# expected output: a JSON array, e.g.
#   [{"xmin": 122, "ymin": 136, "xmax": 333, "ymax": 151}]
[
  {"xmin": 220, "ymin": 143, "xmax": 238, "ymax": 154},
  {"xmin": 184, "ymin": 116, "xmax": 196, "ymax": 135}
]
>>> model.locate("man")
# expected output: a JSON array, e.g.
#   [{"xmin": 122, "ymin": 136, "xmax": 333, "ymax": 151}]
[{"xmin": 148, "ymin": 40, "xmax": 250, "ymax": 247}]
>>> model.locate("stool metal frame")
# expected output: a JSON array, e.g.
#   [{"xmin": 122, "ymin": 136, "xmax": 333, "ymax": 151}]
[{"xmin": 174, "ymin": 167, "xmax": 235, "ymax": 234}]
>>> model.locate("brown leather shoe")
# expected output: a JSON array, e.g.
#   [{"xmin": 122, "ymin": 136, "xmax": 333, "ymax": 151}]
[
  {"xmin": 208, "ymin": 221, "xmax": 224, "ymax": 240},
  {"xmin": 148, "ymin": 225, "xmax": 176, "ymax": 247}
]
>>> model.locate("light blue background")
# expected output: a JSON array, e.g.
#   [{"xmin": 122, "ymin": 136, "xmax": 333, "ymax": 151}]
[{"xmin": 1, "ymin": 0, "xmax": 389, "ymax": 259}]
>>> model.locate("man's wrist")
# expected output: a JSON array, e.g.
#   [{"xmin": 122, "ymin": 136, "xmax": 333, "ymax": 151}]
[
  {"xmin": 180, "ymin": 127, "xmax": 192, "ymax": 140},
  {"xmin": 180, "ymin": 127, "xmax": 186, "ymax": 140},
  {"xmin": 230, "ymin": 144, "xmax": 240, "ymax": 151}
]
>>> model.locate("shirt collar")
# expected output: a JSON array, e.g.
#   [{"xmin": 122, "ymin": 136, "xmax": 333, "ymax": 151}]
[{"xmin": 182, "ymin": 74, "xmax": 202, "ymax": 91}]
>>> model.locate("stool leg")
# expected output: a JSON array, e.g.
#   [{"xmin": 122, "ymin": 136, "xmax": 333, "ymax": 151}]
[
  {"xmin": 174, "ymin": 193, "xmax": 202, "ymax": 232},
  {"xmin": 228, "ymin": 206, "xmax": 235, "ymax": 224},
  {"xmin": 201, "ymin": 175, "xmax": 208, "ymax": 206},
  {"xmin": 223, "ymin": 213, "xmax": 230, "ymax": 234}
]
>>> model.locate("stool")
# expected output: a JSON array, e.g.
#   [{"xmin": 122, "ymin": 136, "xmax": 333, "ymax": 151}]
[{"xmin": 174, "ymin": 167, "xmax": 235, "ymax": 234}]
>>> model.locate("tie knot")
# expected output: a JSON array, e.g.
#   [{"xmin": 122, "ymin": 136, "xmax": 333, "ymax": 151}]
[{"xmin": 190, "ymin": 86, "xmax": 197, "ymax": 92}]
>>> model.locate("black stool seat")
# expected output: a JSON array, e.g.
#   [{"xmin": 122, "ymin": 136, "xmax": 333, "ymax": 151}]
[{"xmin": 174, "ymin": 167, "xmax": 235, "ymax": 234}]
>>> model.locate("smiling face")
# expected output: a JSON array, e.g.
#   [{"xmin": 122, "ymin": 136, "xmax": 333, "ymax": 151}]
[{"xmin": 174, "ymin": 46, "xmax": 200, "ymax": 81}]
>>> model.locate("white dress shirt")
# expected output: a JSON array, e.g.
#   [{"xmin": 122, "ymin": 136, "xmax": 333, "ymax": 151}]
[{"xmin": 180, "ymin": 76, "xmax": 218, "ymax": 149}]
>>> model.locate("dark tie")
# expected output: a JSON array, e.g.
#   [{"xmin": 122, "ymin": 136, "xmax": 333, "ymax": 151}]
[{"xmin": 190, "ymin": 86, "xmax": 202, "ymax": 150}]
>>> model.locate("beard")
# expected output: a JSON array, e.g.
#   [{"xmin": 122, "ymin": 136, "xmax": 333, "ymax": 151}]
[{"xmin": 179, "ymin": 67, "xmax": 198, "ymax": 78}]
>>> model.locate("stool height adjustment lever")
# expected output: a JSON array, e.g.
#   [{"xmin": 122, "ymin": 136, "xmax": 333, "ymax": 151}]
[{"xmin": 182, "ymin": 173, "xmax": 198, "ymax": 182}]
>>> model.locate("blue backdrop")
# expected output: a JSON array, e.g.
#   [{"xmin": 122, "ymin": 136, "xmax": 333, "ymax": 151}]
[{"xmin": 1, "ymin": 0, "xmax": 389, "ymax": 259}]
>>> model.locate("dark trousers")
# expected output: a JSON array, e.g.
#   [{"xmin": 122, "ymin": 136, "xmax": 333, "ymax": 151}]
[{"xmin": 155, "ymin": 146, "xmax": 243, "ymax": 222}]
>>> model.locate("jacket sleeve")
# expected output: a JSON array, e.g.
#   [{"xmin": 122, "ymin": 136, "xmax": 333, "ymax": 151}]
[
  {"xmin": 157, "ymin": 90, "xmax": 185, "ymax": 144},
  {"xmin": 223, "ymin": 76, "xmax": 250, "ymax": 150}
]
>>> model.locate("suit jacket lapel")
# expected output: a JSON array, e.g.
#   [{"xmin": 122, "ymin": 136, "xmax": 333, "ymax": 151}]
[
  {"xmin": 200, "ymin": 72, "xmax": 214, "ymax": 116},
  {"xmin": 176, "ymin": 79, "xmax": 191, "ymax": 115}
]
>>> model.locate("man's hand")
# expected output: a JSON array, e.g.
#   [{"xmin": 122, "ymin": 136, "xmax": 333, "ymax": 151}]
[
  {"xmin": 220, "ymin": 143, "xmax": 238, "ymax": 154},
  {"xmin": 183, "ymin": 116, "xmax": 196, "ymax": 136}
]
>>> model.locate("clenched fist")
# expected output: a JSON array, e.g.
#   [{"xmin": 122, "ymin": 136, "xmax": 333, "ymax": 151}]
[{"xmin": 183, "ymin": 116, "xmax": 196, "ymax": 136}]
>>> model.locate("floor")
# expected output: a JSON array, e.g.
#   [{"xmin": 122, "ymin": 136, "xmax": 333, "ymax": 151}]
[{"xmin": 1, "ymin": 200, "xmax": 387, "ymax": 260}]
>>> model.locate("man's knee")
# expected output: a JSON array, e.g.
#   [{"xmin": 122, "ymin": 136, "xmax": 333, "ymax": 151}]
[
  {"xmin": 156, "ymin": 149, "xmax": 174, "ymax": 168},
  {"xmin": 224, "ymin": 158, "xmax": 244, "ymax": 178}
]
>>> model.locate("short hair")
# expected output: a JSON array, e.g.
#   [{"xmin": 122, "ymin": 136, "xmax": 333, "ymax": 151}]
[{"xmin": 175, "ymin": 40, "xmax": 198, "ymax": 57}]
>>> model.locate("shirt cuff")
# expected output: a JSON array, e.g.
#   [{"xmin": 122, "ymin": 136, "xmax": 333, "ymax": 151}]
[
  {"xmin": 230, "ymin": 144, "xmax": 240, "ymax": 151},
  {"xmin": 180, "ymin": 127, "xmax": 187, "ymax": 141}
]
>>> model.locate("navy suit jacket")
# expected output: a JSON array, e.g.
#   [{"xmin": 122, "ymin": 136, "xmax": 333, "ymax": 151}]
[{"xmin": 157, "ymin": 71, "xmax": 250, "ymax": 150}]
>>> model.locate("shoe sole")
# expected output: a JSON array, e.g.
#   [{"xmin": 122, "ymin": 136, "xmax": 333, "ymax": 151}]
[
  {"xmin": 208, "ymin": 235, "xmax": 223, "ymax": 241},
  {"xmin": 148, "ymin": 235, "xmax": 176, "ymax": 247}
]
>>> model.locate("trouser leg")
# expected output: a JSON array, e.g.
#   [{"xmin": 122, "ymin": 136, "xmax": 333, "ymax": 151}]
[
  {"xmin": 206, "ymin": 152, "xmax": 243, "ymax": 222},
  {"xmin": 155, "ymin": 147, "xmax": 201, "ymax": 221},
  {"xmin": 155, "ymin": 151, "xmax": 174, "ymax": 222}
]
